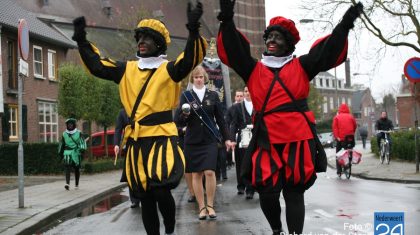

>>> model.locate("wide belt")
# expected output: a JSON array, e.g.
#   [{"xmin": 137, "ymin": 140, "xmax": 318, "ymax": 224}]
[
  {"xmin": 123, "ymin": 110, "xmax": 173, "ymax": 147},
  {"xmin": 252, "ymin": 99, "xmax": 309, "ymax": 151}
]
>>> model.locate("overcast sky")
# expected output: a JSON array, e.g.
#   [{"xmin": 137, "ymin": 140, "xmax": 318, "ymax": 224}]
[{"xmin": 265, "ymin": 0, "xmax": 418, "ymax": 101}]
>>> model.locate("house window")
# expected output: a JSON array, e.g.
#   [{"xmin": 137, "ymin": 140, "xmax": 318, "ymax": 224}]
[
  {"xmin": 48, "ymin": 50, "xmax": 57, "ymax": 80},
  {"xmin": 338, "ymin": 80, "xmax": 342, "ymax": 89},
  {"xmin": 330, "ymin": 97, "xmax": 334, "ymax": 110},
  {"xmin": 7, "ymin": 40, "xmax": 18, "ymax": 90},
  {"xmin": 319, "ymin": 78, "xmax": 323, "ymax": 87},
  {"xmin": 38, "ymin": 101, "xmax": 59, "ymax": 142},
  {"xmin": 33, "ymin": 45, "xmax": 43, "ymax": 78},
  {"xmin": 323, "ymin": 96, "xmax": 328, "ymax": 113},
  {"xmin": 9, "ymin": 105, "xmax": 19, "ymax": 141},
  {"xmin": 326, "ymin": 79, "xmax": 330, "ymax": 87}
]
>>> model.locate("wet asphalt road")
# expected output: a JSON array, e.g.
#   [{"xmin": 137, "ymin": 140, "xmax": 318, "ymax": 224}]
[{"xmin": 45, "ymin": 148, "xmax": 420, "ymax": 235}]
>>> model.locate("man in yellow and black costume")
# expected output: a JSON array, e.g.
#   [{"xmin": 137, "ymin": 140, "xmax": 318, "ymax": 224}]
[{"xmin": 72, "ymin": 2, "xmax": 207, "ymax": 234}]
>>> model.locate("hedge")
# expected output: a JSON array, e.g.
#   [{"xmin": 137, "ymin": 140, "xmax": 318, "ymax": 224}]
[
  {"xmin": 0, "ymin": 143, "xmax": 63, "ymax": 175},
  {"xmin": 0, "ymin": 143, "xmax": 124, "ymax": 175},
  {"xmin": 370, "ymin": 130, "xmax": 417, "ymax": 161}
]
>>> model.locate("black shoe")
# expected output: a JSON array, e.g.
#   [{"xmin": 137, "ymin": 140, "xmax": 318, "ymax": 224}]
[
  {"xmin": 198, "ymin": 207, "xmax": 207, "ymax": 220},
  {"xmin": 130, "ymin": 202, "xmax": 139, "ymax": 208},
  {"xmin": 245, "ymin": 192, "xmax": 254, "ymax": 199},
  {"xmin": 237, "ymin": 189, "xmax": 245, "ymax": 195},
  {"xmin": 64, "ymin": 184, "xmax": 69, "ymax": 190},
  {"xmin": 222, "ymin": 176, "xmax": 228, "ymax": 181},
  {"xmin": 187, "ymin": 195, "xmax": 196, "ymax": 203}
]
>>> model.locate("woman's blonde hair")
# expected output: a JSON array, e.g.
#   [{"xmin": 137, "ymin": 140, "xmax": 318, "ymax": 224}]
[{"xmin": 188, "ymin": 65, "xmax": 209, "ymax": 84}]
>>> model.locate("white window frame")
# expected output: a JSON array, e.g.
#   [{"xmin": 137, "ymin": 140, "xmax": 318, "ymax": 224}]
[
  {"xmin": 323, "ymin": 96, "xmax": 328, "ymax": 113},
  {"xmin": 329, "ymin": 97, "xmax": 334, "ymax": 110},
  {"xmin": 48, "ymin": 49, "xmax": 57, "ymax": 80},
  {"xmin": 38, "ymin": 101, "xmax": 59, "ymax": 142},
  {"xmin": 9, "ymin": 105, "xmax": 19, "ymax": 141},
  {"xmin": 33, "ymin": 45, "xmax": 44, "ymax": 78}
]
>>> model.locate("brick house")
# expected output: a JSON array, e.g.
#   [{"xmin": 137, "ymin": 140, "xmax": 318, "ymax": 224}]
[
  {"xmin": 0, "ymin": 0, "xmax": 75, "ymax": 144},
  {"xmin": 396, "ymin": 75, "xmax": 419, "ymax": 129}
]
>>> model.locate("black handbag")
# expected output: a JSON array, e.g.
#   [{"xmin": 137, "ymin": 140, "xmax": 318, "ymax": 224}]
[{"xmin": 274, "ymin": 70, "xmax": 327, "ymax": 173}]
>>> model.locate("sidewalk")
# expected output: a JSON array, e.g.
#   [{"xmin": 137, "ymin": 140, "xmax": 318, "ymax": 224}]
[
  {"xmin": 0, "ymin": 170, "xmax": 126, "ymax": 235},
  {"xmin": 327, "ymin": 142, "xmax": 420, "ymax": 183},
  {"xmin": 1, "ymin": 144, "xmax": 419, "ymax": 235}
]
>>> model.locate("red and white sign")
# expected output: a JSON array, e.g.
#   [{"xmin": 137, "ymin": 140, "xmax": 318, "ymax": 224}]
[{"xmin": 18, "ymin": 19, "xmax": 29, "ymax": 61}]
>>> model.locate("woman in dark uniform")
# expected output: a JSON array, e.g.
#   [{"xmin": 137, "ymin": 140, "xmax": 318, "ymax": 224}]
[{"xmin": 177, "ymin": 65, "xmax": 232, "ymax": 220}]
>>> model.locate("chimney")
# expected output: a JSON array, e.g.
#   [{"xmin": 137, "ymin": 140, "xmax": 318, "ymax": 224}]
[{"xmin": 345, "ymin": 58, "xmax": 351, "ymax": 88}]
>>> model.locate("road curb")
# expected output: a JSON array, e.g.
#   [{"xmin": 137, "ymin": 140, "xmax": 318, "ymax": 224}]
[
  {"xmin": 8, "ymin": 183, "xmax": 127, "ymax": 235},
  {"xmin": 327, "ymin": 161, "xmax": 420, "ymax": 184}
]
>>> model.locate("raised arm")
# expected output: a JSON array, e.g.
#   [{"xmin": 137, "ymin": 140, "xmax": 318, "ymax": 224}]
[
  {"xmin": 167, "ymin": 1, "xmax": 208, "ymax": 82},
  {"xmin": 72, "ymin": 17, "xmax": 125, "ymax": 83},
  {"xmin": 299, "ymin": 2, "xmax": 363, "ymax": 79},
  {"xmin": 216, "ymin": 0, "xmax": 256, "ymax": 82}
]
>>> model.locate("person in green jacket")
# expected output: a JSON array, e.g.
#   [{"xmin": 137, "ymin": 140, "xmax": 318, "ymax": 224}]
[{"xmin": 58, "ymin": 118, "xmax": 87, "ymax": 190}]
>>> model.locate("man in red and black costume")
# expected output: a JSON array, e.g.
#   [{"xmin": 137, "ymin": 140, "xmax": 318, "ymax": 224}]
[{"xmin": 217, "ymin": 0, "xmax": 363, "ymax": 234}]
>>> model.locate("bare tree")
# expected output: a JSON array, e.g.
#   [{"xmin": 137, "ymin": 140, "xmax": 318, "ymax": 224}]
[{"xmin": 300, "ymin": 0, "xmax": 420, "ymax": 53}]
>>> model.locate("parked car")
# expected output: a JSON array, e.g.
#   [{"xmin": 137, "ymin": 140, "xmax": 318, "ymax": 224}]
[
  {"xmin": 318, "ymin": 132, "xmax": 336, "ymax": 148},
  {"xmin": 86, "ymin": 130, "xmax": 115, "ymax": 157}
]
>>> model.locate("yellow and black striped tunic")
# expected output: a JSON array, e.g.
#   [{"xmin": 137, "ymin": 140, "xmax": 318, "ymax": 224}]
[{"xmin": 77, "ymin": 32, "xmax": 207, "ymax": 194}]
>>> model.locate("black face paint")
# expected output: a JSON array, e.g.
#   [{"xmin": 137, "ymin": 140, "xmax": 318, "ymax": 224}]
[
  {"xmin": 265, "ymin": 30, "xmax": 290, "ymax": 57},
  {"xmin": 137, "ymin": 34, "xmax": 159, "ymax": 57}
]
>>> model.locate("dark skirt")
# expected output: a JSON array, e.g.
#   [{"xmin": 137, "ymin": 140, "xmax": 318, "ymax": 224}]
[{"xmin": 184, "ymin": 143, "xmax": 218, "ymax": 173}]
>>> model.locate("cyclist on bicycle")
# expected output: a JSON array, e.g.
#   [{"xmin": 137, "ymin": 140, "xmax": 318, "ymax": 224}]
[
  {"xmin": 375, "ymin": 111, "xmax": 394, "ymax": 153},
  {"xmin": 332, "ymin": 104, "xmax": 357, "ymax": 176}
]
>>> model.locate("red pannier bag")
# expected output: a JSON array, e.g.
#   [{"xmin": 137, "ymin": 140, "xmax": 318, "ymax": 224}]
[{"xmin": 336, "ymin": 149, "xmax": 362, "ymax": 166}]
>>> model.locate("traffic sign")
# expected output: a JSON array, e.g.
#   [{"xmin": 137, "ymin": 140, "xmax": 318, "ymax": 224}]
[
  {"xmin": 404, "ymin": 57, "xmax": 420, "ymax": 83},
  {"xmin": 18, "ymin": 19, "xmax": 29, "ymax": 61}
]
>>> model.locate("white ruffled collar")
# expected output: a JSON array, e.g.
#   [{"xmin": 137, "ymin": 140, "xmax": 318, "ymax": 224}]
[
  {"xmin": 261, "ymin": 54, "xmax": 293, "ymax": 68},
  {"xmin": 137, "ymin": 55, "xmax": 168, "ymax": 69},
  {"xmin": 65, "ymin": 128, "xmax": 78, "ymax": 135}
]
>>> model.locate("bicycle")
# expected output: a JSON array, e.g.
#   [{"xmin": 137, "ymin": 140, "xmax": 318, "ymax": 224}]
[
  {"xmin": 337, "ymin": 135, "xmax": 355, "ymax": 179},
  {"xmin": 378, "ymin": 130, "xmax": 392, "ymax": 164}
]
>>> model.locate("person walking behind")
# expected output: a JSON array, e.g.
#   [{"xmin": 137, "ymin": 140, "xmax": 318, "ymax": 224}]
[
  {"xmin": 174, "ymin": 106, "xmax": 196, "ymax": 203},
  {"xmin": 332, "ymin": 104, "xmax": 357, "ymax": 176},
  {"xmin": 375, "ymin": 111, "xmax": 394, "ymax": 153},
  {"xmin": 72, "ymin": 2, "xmax": 207, "ymax": 234},
  {"xmin": 114, "ymin": 109, "xmax": 140, "ymax": 208},
  {"xmin": 225, "ymin": 89, "xmax": 244, "ymax": 168},
  {"xmin": 358, "ymin": 125, "xmax": 368, "ymax": 149},
  {"xmin": 58, "ymin": 118, "xmax": 87, "ymax": 190},
  {"xmin": 217, "ymin": 0, "xmax": 363, "ymax": 233},
  {"xmin": 229, "ymin": 86, "xmax": 255, "ymax": 199},
  {"xmin": 177, "ymin": 65, "xmax": 232, "ymax": 220}
]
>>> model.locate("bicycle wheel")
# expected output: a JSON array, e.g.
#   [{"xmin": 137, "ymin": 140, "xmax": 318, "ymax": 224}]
[
  {"xmin": 345, "ymin": 164, "xmax": 351, "ymax": 179},
  {"xmin": 379, "ymin": 142, "xmax": 385, "ymax": 164},
  {"xmin": 385, "ymin": 143, "xmax": 390, "ymax": 164}
]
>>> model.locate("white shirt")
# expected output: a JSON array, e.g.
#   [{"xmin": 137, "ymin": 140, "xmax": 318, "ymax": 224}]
[
  {"xmin": 244, "ymin": 99, "xmax": 253, "ymax": 116},
  {"xmin": 261, "ymin": 54, "xmax": 293, "ymax": 68},
  {"xmin": 193, "ymin": 86, "xmax": 206, "ymax": 102}
]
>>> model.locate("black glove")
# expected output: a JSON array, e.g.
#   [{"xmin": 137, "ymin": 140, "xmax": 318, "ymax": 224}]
[
  {"xmin": 341, "ymin": 2, "xmax": 363, "ymax": 29},
  {"xmin": 217, "ymin": 0, "xmax": 235, "ymax": 22},
  {"xmin": 186, "ymin": 1, "xmax": 203, "ymax": 32},
  {"xmin": 72, "ymin": 16, "xmax": 87, "ymax": 43}
]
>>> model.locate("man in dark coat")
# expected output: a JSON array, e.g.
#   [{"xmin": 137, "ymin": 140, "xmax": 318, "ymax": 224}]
[
  {"xmin": 358, "ymin": 125, "xmax": 368, "ymax": 149},
  {"xmin": 375, "ymin": 111, "xmax": 394, "ymax": 152}
]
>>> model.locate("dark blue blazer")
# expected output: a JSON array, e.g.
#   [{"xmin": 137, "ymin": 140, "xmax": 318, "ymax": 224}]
[{"xmin": 177, "ymin": 89, "xmax": 230, "ymax": 145}]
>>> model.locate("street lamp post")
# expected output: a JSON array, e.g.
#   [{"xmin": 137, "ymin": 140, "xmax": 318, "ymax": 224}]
[{"xmin": 300, "ymin": 19, "xmax": 339, "ymax": 110}]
